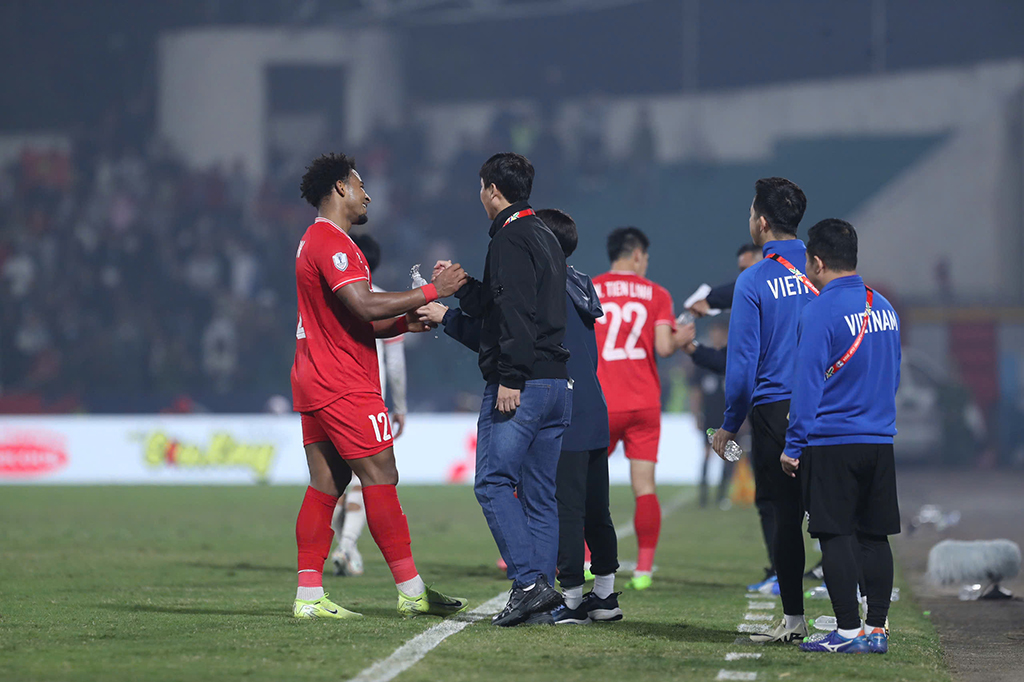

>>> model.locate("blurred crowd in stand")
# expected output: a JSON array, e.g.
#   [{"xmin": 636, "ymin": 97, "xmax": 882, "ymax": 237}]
[{"xmin": 0, "ymin": 98, "xmax": 661, "ymax": 413}]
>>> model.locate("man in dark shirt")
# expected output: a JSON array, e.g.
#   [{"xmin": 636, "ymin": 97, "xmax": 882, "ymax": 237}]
[{"xmin": 421, "ymin": 209, "xmax": 622, "ymax": 626}]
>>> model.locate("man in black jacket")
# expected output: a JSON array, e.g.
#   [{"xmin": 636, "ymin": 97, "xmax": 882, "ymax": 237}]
[
  {"xmin": 421, "ymin": 209, "xmax": 622, "ymax": 626},
  {"xmin": 437, "ymin": 153, "xmax": 571, "ymax": 627}
]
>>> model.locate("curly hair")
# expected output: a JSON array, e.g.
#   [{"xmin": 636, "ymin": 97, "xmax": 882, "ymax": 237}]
[{"xmin": 299, "ymin": 153, "xmax": 357, "ymax": 208}]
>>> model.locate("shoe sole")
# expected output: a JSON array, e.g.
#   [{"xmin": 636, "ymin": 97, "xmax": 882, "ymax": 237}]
[
  {"xmin": 554, "ymin": 616, "xmax": 593, "ymax": 625},
  {"xmin": 589, "ymin": 607, "xmax": 623, "ymax": 622},
  {"xmin": 522, "ymin": 612, "xmax": 555, "ymax": 626}
]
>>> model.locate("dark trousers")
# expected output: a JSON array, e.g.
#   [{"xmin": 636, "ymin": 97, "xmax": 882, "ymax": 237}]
[
  {"xmin": 819, "ymin": 532, "xmax": 893, "ymax": 630},
  {"xmin": 475, "ymin": 380, "xmax": 571, "ymax": 588},
  {"xmin": 750, "ymin": 400, "xmax": 805, "ymax": 616},
  {"xmin": 555, "ymin": 447, "xmax": 619, "ymax": 589}
]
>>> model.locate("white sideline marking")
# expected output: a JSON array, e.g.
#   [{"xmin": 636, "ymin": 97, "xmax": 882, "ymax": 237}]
[
  {"xmin": 716, "ymin": 671, "xmax": 757, "ymax": 681},
  {"xmin": 725, "ymin": 652, "xmax": 762, "ymax": 661},
  {"xmin": 737, "ymin": 624, "xmax": 770, "ymax": 633},
  {"xmin": 348, "ymin": 489, "xmax": 695, "ymax": 682},
  {"xmin": 746, "ymin": 601, "xmax": 775, "ymax": 610},
  {"xmin": 347, "ymin": 594, "xmax": 507, "ymax": 682},
  {"xmin": 743, "ymin": 613, "xmax": 773, "ymax": 621}
]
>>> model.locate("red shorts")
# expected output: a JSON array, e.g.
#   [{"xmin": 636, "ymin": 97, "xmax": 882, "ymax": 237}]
[
  {"xmin": 608, "ymin": 407, "xmax": 661, "ymax": 462},
  {"xmin": 300, "ymin": 392, "xmax": 393, "ymax": 460}
]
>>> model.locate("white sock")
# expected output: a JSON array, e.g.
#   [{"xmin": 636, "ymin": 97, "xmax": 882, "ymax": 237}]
[
  {"xmin": 397, "ymin": 575, "xmax": 426, "ymax": 598},
  {"xmin": 340, "ymin": 488, "xmax": 365, "ymax": 546},
  {"xmin": 594, "ymin": 574, "xmax": 615, "ymax": 599},
  {"xmin": 633, "ymin": 570, "xmax": 652, "ymax": 578},
  {"xmin": 521, "ymin": 582, "xmax": 536, "ymax": 592},
  {"xmin": 296, "ymin": 586, "xmax": 325, "ymax": 601},
  {"xmin": 838, "ymin": 626, "xmax": 863, "ymax": 639},
  {"xmin": 563, "ymin": 586, "xmax": 583, "ymax": 610},
  {"xmin": 784, "ymin": 614, "xmax": 804, "ymax": 630}
]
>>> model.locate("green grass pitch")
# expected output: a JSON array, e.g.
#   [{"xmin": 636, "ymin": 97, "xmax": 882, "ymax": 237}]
[{"xmin": 0, "ymin": 485, "xmax": 949, "ymax": 681}]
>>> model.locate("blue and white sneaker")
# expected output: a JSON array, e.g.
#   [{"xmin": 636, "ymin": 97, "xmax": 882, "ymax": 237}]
[
  {"xmin": 799, "ymin": 629, "xmax": 870, "ymax": 654},
  {"xmin": 580, "ymin": 591, "xmax": 623, "ymax": 622},
  {"xmin": 550, "ymin": 602, "xmax": 592, "ymax": 625},
  {"xmin": 748, "ymin": 572, "xmax": 778, "ymax": 594},
  {"xmin": 866, "ymin": 627, "xmax": 888, "ymax": 654}
]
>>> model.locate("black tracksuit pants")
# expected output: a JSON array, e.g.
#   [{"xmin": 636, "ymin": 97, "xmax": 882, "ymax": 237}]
[{"xmin": 556, "ymin": 448, "xmax": 619, "ymax": 589}]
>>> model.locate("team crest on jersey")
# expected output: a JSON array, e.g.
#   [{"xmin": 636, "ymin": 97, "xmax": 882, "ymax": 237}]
[{"xmin": 333, "ymin": 252, "xmax": 349, "ymax": 271}]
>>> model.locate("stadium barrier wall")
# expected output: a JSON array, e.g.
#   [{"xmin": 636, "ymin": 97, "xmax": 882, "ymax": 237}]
[{"xmin": 0, "ymin": 414, "xmax": 708, "ymax": 485}]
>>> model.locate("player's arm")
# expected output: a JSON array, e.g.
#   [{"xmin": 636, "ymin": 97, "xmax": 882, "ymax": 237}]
[
  {"xmin": 654, "ymin": 289, "xmax": 684, "ymax": 357},
  {"xmin": 336, "ymin": 265, "xmax": 467, "ymax": 322},
  {"xmin": 372, "ymin": 313, "xmax": 431, "ymax": 338},
  {"xmin": 784, "ymin": 306, "xmax": 832, "ymax": 461},
  {"xmin": 720, "ymin": 273, "xmax": 759, "ymax": 433}
]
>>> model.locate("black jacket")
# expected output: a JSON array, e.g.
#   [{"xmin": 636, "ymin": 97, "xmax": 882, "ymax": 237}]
[
  {"xmin": 691, "ymin": 344, "xmax": 727, "ymax": 375},
  {"xmin": 455, "ymin": 201, "xmax": 569, "ymax": 390}
]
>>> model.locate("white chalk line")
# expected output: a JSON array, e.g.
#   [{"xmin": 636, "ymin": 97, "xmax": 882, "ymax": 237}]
[
  {"xmin": 743, "ymin": 613, "xmax": 773, "ymax": 621},
  {"xmin": 746, "ymin": 601, "xmax": 776, "ymax": 610},
  {"xmin": 724, "ymin": 652, "xmax": 762, "ymax": 661},
  {"xmin": 348, "ymin": 488, "xmax": 696, "ymax": 682}
]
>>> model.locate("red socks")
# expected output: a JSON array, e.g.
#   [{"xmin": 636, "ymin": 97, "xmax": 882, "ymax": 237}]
[
  {"xmin": 296, "ymin": 486, "xmax": 339, "ymax": 588},
  {"xmin": 634, "ymin": 494, "xmax": 661, "ymax": 573},
  {"xmin": 363, "ymin": 484, "xmax": 419, "ymax": 584}
]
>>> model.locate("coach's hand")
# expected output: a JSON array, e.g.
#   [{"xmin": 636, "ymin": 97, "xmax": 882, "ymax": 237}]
[
  {"xmin": 417, "ymin": 302, "xmax": 448, "ymax": 326},
  {"xmin": 496, "ymin": 385, "xmax": 521, "ymax": 415},
  {"xmin": 405, "ymin": 311, "xmax": 435, "ymax": 332},
  {"xmin": 676, "ymin": 323, "xmax": 696, "ymax": 352},
  {"xmin": 711, "ymin": 427, "xmax": 735, "ymax": 460},
  {"xmin": 433, "ymin": 263, "xmax": 468, "ymax": 298},
  {"xmin": 689, "ymin": 298, "xmax": 711, "ymax": 318},
  {"xmin": 781, "ymin": 453, "xmax": 800, "ymax": 478}
]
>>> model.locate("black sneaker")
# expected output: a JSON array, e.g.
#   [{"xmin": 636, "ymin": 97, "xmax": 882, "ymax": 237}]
[
  {"xmin": 551, "ymin": 602, "xmax": 592, "ymax": 625},
  {"xmin": 522, "ymin": 611, "xmax": 555, "ymax": 626},
  {"xmin": 491, "ymin": 575, "xmax": 563, "ymax": 627},
  {"xmin": 581, "ymin": 591, "xmax": 623, "ymax": 622},
  {"xmin": 804, "ymin": 561, "xmax": 823, "ymax": 581}
]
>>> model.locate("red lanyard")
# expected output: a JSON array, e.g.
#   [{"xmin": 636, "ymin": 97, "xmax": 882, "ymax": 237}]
[
  {"xmin": 767, "ymin": 252, "xmax": 874, "ymax": 380},
  {"xmin": 503, "ymin": 208, "xmax": 535, "ymax": 227},
  {"xmin": 825, "ymin": 286, "xmax": 874, "ymax": 380},
  {"xmin": 767, "ymin": 253, "xmax": 820, "ymax": 295}
]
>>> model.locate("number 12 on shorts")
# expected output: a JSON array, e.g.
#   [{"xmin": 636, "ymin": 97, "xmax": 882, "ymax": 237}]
[{"xmin": 368, "ymin": 412, "xmax": 392, "ymax": 443}]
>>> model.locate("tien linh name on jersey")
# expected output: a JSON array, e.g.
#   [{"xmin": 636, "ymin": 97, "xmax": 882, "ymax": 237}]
[{"xmin": 595, "ymin": 280, "xmax": 654, "ymax": 301}]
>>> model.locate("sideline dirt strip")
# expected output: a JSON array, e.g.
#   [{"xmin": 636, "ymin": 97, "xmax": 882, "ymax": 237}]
[{"xmin": 347, "ymin": 489, "xmax": 696, "ymax": 682}]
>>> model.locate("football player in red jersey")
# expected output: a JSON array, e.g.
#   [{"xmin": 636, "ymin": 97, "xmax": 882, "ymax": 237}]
[
  {"xmin": 593, "ymin": 227, "xmax": 690, "ymax": 591},
  {"xmin": 291, "ymin": 153, "xmax": 469, "ymax": 619}
]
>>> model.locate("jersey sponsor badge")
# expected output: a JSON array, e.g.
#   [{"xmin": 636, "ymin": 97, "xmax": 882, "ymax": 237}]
[{"xmin": 333, "ymin": 252, "xmax": 349, "ymax": 272}]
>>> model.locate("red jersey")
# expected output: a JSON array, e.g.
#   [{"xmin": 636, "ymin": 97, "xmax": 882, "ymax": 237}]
[
  {"xmin": 593, "ymin": 271, "xmax": 676, "ymax": 412},
  {"xmin": 291, "ymin": 217, "xmax": 380, "ymax": 412}
]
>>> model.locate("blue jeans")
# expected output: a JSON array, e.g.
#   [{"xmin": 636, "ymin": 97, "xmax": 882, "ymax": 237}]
[{"xmin": 475, "ymin": 379, "xmax": 572, "ymax": 588}]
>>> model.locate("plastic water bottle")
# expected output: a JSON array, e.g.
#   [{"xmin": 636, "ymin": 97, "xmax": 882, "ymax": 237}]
[
  {"xmin": 706, "ymin": 428, "xmax": 742, "ymax": 462},
  {"xmin": 410, "ymin": 264, "xmax": 428, "ymax": 288},
  {"xmin": 812, "ymin": 615, "xmax": 836, "ymax": 631},
  {"xmin": 676, "ymin": 311, "xmax": 695, "ymax": 326}
]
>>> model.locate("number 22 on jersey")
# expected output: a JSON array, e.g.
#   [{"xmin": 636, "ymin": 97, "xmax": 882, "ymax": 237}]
[{"xmin": 597, "ymin": 301, "xmax": 648, "ymax": 361}]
